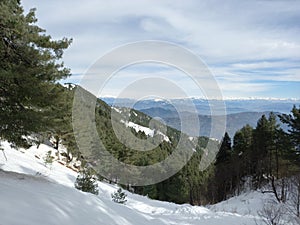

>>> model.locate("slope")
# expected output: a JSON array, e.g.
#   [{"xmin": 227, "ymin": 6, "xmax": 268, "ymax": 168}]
[{"xmin": 0, "ymin": 141, "xmax": 270, "ymax": 225}]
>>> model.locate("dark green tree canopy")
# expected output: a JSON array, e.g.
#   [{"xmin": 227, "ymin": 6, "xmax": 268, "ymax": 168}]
[
  {"xmin": 216, "ymin": 132, "xmax": 232, "ymax": 164},
  {"xmin": 0, "ymin": 0, "xmax": 72, "ymax": 147},
  {"xmin": 280, "ymin": 105, "xmax": 300, "ymax": 150},
  {"xmin": 233, "ymin": 124, "xmax": 253, "ymax": 155}
]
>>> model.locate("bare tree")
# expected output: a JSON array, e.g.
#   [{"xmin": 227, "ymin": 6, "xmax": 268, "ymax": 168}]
[
  {"xmin": 288, "ymin": 175, "xmax": 300, "ymax": 218},
  {"xmin": 257, "ymin": 200, "xmax": 286, "ymax": 225},
  {"xmin": 0, "ymin": 146, "xmax": 7, "ymax": 161}
]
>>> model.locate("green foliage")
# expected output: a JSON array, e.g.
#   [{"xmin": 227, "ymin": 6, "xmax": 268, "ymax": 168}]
[
  {"xmin": 75, "ymin": 169, "xmax": 99, "ymax": 195},
  {"xmin": 0, "ymin": 0, "xmax": 72, "ymax": 148},
  {"xmin": 71, "ymin": 87, "xmax": 220, "ymax": 205},
  {"xmin": 111, "ymin": 188, "xmax": 127, "ymax": 204},
  {"xmin": 43, "ymin": 150, "xmax": 53, "ymax": 166},
  {"xmin": 233, "ymin": 124, "xmax": 253, "ymax": 174},
  {"xmin": 232, "ymin": 124, "xmax": 254, "ymax": 194},
  {"xmin": 214, "ymin": 132, "xmax": 233, "ymax": 202},
  {"xmin": 46, "ymin": 85, "xmax": 80, "ymax": 161},
  {"xmin": 208, "ymin": 110, "xmax": 300, "ymax": 204},
  {"xmin": 216, "ymin": 132, "xmax": 232, "ymax": 164},
  {"xmin": 280, "ymin": 105, "xmax": 300, "ymax": 154}
]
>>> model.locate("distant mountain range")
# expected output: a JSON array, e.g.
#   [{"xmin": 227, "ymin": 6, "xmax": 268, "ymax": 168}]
[
  {"xmin": 102, "ymin": 97, "xmax": 300, "ymax": 115},
  {"xmin": 140, "ymin": 108, "xmax": 284, "ymax": 138},
  {"xmin": 102, "ymin": 98, "xmax": 299, "ymax": 138}
]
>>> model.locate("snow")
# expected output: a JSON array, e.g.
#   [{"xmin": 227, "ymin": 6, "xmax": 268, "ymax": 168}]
[
  {"xmin": 156, "ymin": 131, "xmax": 170, "ymax": 142},
  {"xmin": 121, "ymin": 120, "xmax": 171, "ymax": 143},
  {"xmin": 0, "ymin": 140, "xmax": 292, "ymax": 225},
  {"xmin": 188, "ymin": 137, "xmax": 194, "ymax": 141},
  {"xmin": 125, "ymin": 121, "xmax": 154, "ymax": 137},
  {"xmin": 210, "ymin": 191, "xmax": 274, "ymax": 217},
  {"xmin": 132, "ymin": 111, "xmax": 138, "ymax": 117},
  {"xmin": 112, "ymin": 107, "xmax": 122, "ymax": 114}
]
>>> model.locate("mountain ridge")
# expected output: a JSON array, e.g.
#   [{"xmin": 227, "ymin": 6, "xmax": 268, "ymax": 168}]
[{"xmin": 102, "ymin": 97, "xmax": 300, "ymax": 115}]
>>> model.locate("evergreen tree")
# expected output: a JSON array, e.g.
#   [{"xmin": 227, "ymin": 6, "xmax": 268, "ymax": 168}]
[
  {"xmin": 251, "ymin": 113, "xmax": 280, "ymax": 187},
  {"xmin": 279, "ymin": 106, "xmax": 300, "ymax": 154},
  {"xmin": 0, "ymin": 0, "xmax": 72, "ymax": 148},
  {"xmin": 75, "ymin": 169, "xmax": 99, "ymax": 195},
  {"xmin": 111, "ymin": 188, "xmax": 127, "ymax": 204},
  {"xmin": 47, "ymin": 85, "xmax": 79, "ymax": 161},
  {"xmin": 214, "ymin": 132, "xmax": 233, "ymax": 201},
  {"xmin": 278, "ymin": 106, "xmax": 300, "ymax": 202},
  {"xmin": 232, "ymin": 124, "xmax": 254, "ymax": 193},
  {"xmin": 43, "ymin": 150, "xmax": 53, "ymax": 167},
  {"xmin": 216, "ymin": 132, "xmax": 232, "ymax": 163},
  {"xmin": 252, "ymin": 114, "xmax": 271, "ymax": 186}
]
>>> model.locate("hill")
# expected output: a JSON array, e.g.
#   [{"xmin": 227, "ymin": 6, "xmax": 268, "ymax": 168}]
[
  {"xmin": 102, "ymin": 97, "xmax": 300, "ymax": 115},
  {"xmin": 1, "ymin": 140, "xmax": 296, "ymax": 225},
  {"xmin": 103, "ymin": 97, "xmax": 299, "ymax": 138},
  {"xmin": 140, "ymin": 108, "xmax": 283, "ymax": 137}
]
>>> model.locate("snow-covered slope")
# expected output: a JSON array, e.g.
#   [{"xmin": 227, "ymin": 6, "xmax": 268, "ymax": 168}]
[
  {"xmin": 120, "ymin": 120, "xmax": 170, "ymax": 143},
  {"xmin": 0, "ymin": 141, "xmax": 286, "ymax": 225}
]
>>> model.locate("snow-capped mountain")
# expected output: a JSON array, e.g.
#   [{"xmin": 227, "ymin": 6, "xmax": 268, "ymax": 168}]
[
  {"xmin": 103, "ymin": 97, "xmax": 299, "ymax": 138},
  {"xmin": 102, "ymin": 97, "xmax": 300, "ymax": 115}
]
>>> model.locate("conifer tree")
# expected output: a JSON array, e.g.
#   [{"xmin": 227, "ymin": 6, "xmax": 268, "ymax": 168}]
[
  {"xmin": 111, "ymin": 188, "xmax": 127, "ymax": 204},
  {"xmin": 252, "ymin": 113, "xmax": 279, "ymax": 187},
  {"xmin": 279, "ymin": 106, "xmax": 300, "ymax": 155},
  {"xmin": 0, "ymin": 0, "xmax": 72, "ymax": 148},
  {"xmin": 232, "ymin": 124, "xmax": 254, "ymax": 193},
  {"xmin": 43, "ymin": 150, "xmax": 53, "ymax": 167},
  {"xmin": 214, "ymin": 132, "xmax": 233, "ymax": 201},
  {"xmin": 216, "ymin": 132, "xmax": 232, "ymax": 164},
  {"xmin": 75, "ymin": 168, "xmax": 99, "ymax": 195},
  {"xmin": 252, "ymin": 114, "xmax": 271, "ymax": 186},
  {"xmin": 47, "ymin": 85, "xmax": 79, "ymax": 161}
]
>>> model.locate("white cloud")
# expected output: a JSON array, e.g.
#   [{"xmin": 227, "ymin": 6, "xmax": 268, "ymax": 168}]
[{"xmin": 22, "ymin": 0, "xmax": 300, "ymax": 98}]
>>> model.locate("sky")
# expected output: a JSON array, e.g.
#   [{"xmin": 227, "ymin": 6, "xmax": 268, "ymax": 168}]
[{"xmin": 21, "ymin": 0, "xmax": 300, "ymax": 99}]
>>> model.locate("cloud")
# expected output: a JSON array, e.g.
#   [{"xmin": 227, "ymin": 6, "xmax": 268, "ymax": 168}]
[{"xmin": 22, "ymin": 0, "xmax": 300, "ymax": 98}]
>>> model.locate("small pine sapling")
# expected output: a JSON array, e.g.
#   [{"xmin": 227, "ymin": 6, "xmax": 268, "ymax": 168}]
[
  {"xmin": 111, "ymin": 188, "xmax": 127, "ymax": 204},
  {"xmin": 75, "ymin": 169, "xmax": 99, "ymax": 195},
  {"xmin": 44, "ymin": 150, "xmax": 53, "ymax": 167}
]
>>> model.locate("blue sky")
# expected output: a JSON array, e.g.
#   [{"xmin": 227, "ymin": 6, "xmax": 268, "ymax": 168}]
[{"xmin": 22, "ymin": 0, "xmax": 300, "ymax": 99}]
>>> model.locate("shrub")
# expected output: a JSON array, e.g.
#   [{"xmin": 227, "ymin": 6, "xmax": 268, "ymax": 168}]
[
  {"xmin": 111, "ymin": 188, "xmax": 127, "ymax": 204},
  {"xmin": 75, "ymin": 169, "xmax": 99, "ymax": 195}
]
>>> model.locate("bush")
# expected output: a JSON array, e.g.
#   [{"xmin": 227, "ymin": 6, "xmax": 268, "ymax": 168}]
[
  {"xmin": 111, "ymin": 188, "xmax": 127, "ymax": 204},
  {"xmin": 75, "ymin": 169, "xmax": 99, "ymax": 195},
  {"xmin": 44, "ymin": 150, "xmax": 53, "ymax": 166}
]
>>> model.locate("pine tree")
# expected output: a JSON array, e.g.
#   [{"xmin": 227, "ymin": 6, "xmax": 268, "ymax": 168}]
[
  {"xmin": 279, "ymin": 105, "xmax": 300, "ymax": 155},
  {"xmin": 232, "ymin": 124, "xmax": 254, "ymax": 193},
  {"xmin": 252, "ymin": 113, "xmax": 279, "ymax": 187},
  {"xmin": 43, "ymin": 150, "xmax": 53, "ymax": 166},
  {"xmin": 0, "ymin": 0, "xmax": 72, "ymax": 148},
  {"xmin": 75, "ymin": 169, "xmax": 99, "ymax": 195},
  {"xmin": 111, "ymin": 188, "xmax": 127, "ymax": 204},
  {"xmin": 214, "ymin": 132, "xmax": 233, "ymax": 201},
  {"xmin": 47, "ymin": 85, "xmax": 79, "ymax": 161},
  {"xmin": 216, "ymin": 132, "xmax": 232, "ymax": 164},
  {"xmin": 252, "ymin": 114, "xmax": 270, "ymax": 186}
]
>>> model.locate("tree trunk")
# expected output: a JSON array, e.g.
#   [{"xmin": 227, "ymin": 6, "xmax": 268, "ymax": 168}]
[
  {"xmin": 1, "ymin": 149, "xmax": 7, "ymax": 161},
  {"xmin": 54, "ymin": 136, "xmax": 59, "ymax": 150},
  {"xmin": 280, "ymin": 178, "xmax": 286, "ymax": 203},
  {"xmin": 297, "ymin": 177, "xmax": 300, "ymax": 217},
  {"xmin": 271, "ymin": 176, "xmax": 281, "ymax": 203}
]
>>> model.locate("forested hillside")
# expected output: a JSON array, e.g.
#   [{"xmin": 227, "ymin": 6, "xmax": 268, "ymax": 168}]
[
  {"xmin": 211, "ymin": 108, "xmax": 300, "ymax": 209},
  {"xmin": 48, "ymin": 85, "xmax": 219, "ymax": 205},
  {"xmin": 1, "ymin": 0, "xmax": 300, "ymax": 216}
]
